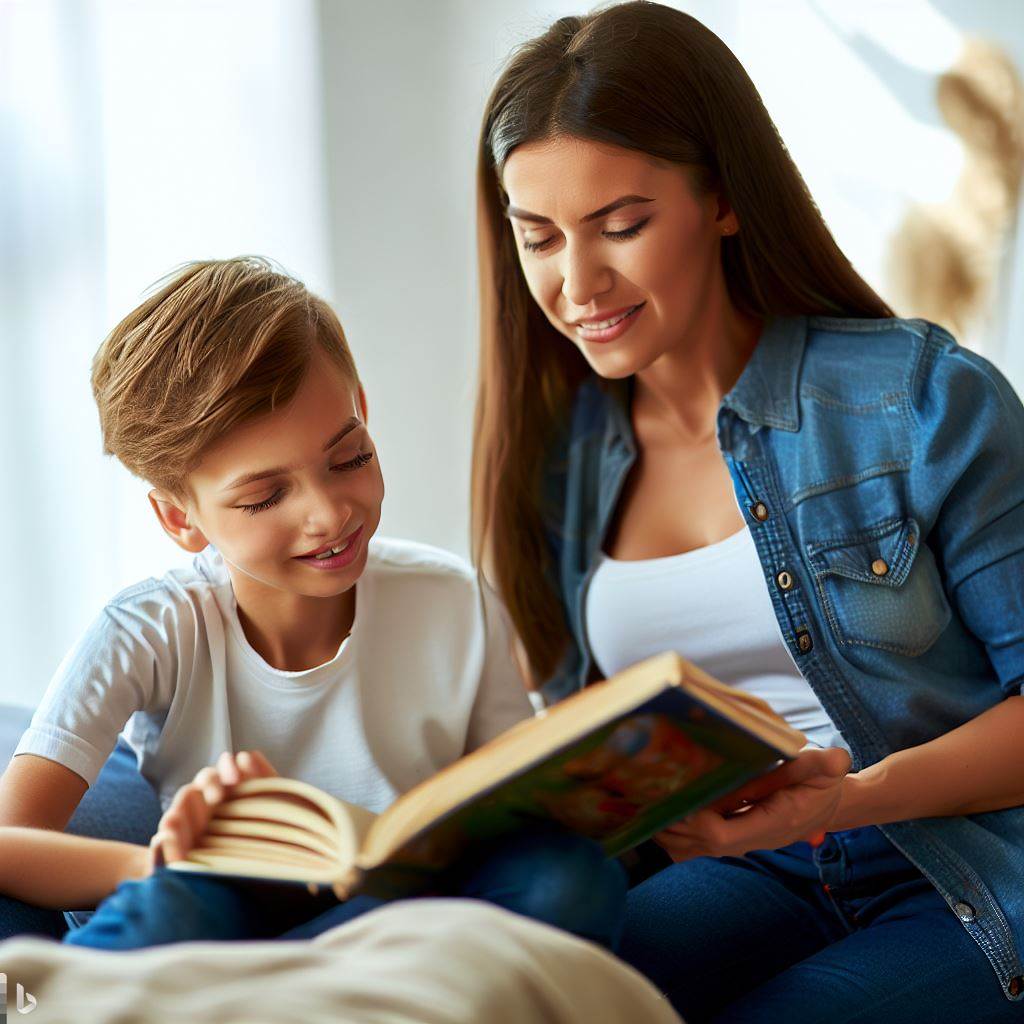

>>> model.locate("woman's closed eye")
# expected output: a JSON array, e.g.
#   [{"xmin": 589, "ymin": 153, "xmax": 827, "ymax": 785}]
[
  {"xmin": 521, "ymin": 215, "xmax": 652, "ymax": 253},
  {"xmin": 237, "ymin": 452, "xmax": 375, "ymax": 515}
]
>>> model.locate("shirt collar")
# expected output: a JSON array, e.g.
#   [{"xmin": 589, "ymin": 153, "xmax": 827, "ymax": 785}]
[
  {"xmin": 600, "ymin": 314, "xmax": 807, "ymax": 446},
  {"xmin": 721, "ymin": 315, "xmax": 807, "ymax": 432}
]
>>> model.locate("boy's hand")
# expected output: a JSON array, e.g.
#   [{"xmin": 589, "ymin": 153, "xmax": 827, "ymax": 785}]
[{"xmin": 147, "ymin": 750, "xmax": 277, "ymax": 873}]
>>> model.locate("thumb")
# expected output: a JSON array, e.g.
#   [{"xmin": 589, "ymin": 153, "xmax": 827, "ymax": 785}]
[{"xmin": 815, "ymin": 746, "xmax": 852, "ymax": 778}]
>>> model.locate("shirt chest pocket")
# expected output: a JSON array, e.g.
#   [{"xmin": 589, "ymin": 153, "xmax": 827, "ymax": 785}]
[{"xmin": 806, "ymin": 516, "xmax": 952, "ymax": 657}]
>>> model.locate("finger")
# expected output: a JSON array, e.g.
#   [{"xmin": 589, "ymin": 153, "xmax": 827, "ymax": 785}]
[
  {"xmin": 148, "ymin": 833, "xmax": 166, "ymax": 870},
  {"xmin": 167, "ymin": 808, "xmax": 193, "ymax": 854},
  {"xmin": 191, "ymin": 765, "xmax": 219, "ymax": 790},
  {"xmin": 217, "ymin": 750, "xmax": 241, "ymax": 786},
  {"xmin": 817, "ymin": 746, "xmax": 852, "ymax": 778},
  {"xmin": 154, "ymin": 822, "xmax": 185, "ymax": 865},
  {"xmin": 236, "ymin": 750, "xmax": 257, "ymax": 778},
  {"xmin": 162, "ymin": 782, "xmax": 196, "ymax": 829},
  {"xmin": 713, "ymin": 748, "xmax": 851, "ymax": 812},
  {"xmin": 201, "ymin": 777, "xmax": 226, "ymax": 807},
  {"xmin": 246, "ymin": 750, "xmax": 278, "ymax": 778},
  {"xmin": 181, "ymin": 787, "xmax": 212, "ymax": 841},
  {"xmin": 709, "ymin": 762, "xmax": 801, "ymax": 813}
]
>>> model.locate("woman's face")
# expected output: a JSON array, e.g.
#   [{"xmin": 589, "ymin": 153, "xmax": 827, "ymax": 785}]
[{"xmin": 502, "ymin": 135, "xmax": 737, "ymax": 379}]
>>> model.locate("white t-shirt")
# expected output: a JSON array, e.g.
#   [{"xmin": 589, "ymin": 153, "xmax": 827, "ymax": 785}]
[
  {"xmin": 585, "ymin": 525, "xmax": 849, "ymax": 752},
  {"xmin": 15, "ymin": 537, "xmax": 534, "ymax": 812}
]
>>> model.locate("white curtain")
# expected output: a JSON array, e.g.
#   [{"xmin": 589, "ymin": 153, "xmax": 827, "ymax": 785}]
[
  {"xmin": 2, "ymin": 0, "xmax": 1022, "ymax": 710},
  {"xmin": 0, "ymin": 0, "xmax": 331, "ymax": 707}
]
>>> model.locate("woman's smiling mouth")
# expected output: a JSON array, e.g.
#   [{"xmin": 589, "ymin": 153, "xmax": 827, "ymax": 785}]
[{"xmin": 573, "ymin": 302, "xmax": 646, "ymax": 343}]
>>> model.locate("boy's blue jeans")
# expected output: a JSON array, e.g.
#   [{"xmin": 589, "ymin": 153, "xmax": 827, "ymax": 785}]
[
  {"xmin": 64, "ymin": 827, "xmax": 627, "ymax": 952},
  {"xmin": 619, "ymin": 825, "xmax": 1020, "ymax": 1024}
]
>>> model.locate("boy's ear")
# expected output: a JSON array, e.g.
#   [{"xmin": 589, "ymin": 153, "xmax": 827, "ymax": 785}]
[
  {"xmin": 148, "ymin": 489, "xmax": 209, "ymax": 554},
  {"xmin": 358, "ymin": 384, "xmax": 368, "ymax": 423}
]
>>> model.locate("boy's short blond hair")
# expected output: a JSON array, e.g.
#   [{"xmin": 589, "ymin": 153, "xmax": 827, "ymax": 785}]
[{"xmin": 92, "ymin": 256, "xmax": 359, "ymax": 504}]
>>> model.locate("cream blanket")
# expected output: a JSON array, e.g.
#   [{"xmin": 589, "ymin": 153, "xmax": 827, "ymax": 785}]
[{"xmin": 0, "ymin": 899, "xmax": 682, "ymax": 1023}]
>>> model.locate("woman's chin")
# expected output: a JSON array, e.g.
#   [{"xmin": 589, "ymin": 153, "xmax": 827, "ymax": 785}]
[{"xmin": 580, "ymin": 346, "xmax": 651, "ymax": 381}]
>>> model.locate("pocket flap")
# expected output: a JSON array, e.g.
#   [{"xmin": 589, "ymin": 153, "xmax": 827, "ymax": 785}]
[{"xmin": 807, "ymin": 517, "xmax": 921, "ymax": 588}]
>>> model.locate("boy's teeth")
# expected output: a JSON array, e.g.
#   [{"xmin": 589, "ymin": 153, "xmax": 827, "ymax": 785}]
[{"xmin": 313, "ymin": 540, "xmax": 347, "ymax": 560}]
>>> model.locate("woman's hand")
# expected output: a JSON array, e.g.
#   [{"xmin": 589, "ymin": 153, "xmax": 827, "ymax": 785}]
[
  {"xmin": 146, "ymin": 750, "xmax": 277, "ymax": 873},
  {"xmin": 654, "ymin": 747, "xmax": 851, "ymax": 862}
]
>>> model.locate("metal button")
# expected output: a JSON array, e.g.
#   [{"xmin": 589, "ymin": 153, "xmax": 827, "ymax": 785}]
[
  {"xmin": 871, "ymin": 558, "xmax": 889, "ymax": 576},
  {"xmin": 796, "ymin": 629, "xmax": 813, "ymax": 654},
  {"xmin": 750, "ymin": 501, "xmax": 769, "ymax": 522},
  {"xmin": 954, "ymin": 901, "xmax": 976, "ymax": 923},
  {"xmin": 776, "ymin": 570, "xmax": 794, "ymax": 591},
  {"xmin": 1009, "ymin": 977, "xmax": 1023, "ymax": 997}
]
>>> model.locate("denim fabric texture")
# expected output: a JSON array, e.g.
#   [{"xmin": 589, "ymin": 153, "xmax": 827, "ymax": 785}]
[
  {"xmin": 621, "ymin": 827, "xmax": 1024, "ymax": 1023},
  {"xmin": 538, "ymin": 315, "xmax": 1024, "ymax": 1001},
  {"xmin": 0, "ymin": 709, "xmax": 161, "ymax": 940},
  {"xmin": 65, "ymin": 826, "xmax": 628, "ymax": 952}
]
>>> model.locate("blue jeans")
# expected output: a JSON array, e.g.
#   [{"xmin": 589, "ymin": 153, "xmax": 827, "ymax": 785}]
[
  {"xmin": 64, "ymin": 827, "xmax": 627, "ymax": 952},
  {"xmin": 619, "ymin": 826, "xmax": 1019, "ymax": 1023}
]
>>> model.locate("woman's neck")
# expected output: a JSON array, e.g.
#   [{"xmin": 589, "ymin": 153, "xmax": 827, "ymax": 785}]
[{"xmin": 633, "ymin": 295, "xmax": 762, "ymax": 445}]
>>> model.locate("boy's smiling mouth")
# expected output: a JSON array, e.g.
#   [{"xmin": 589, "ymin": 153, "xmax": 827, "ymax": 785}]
[{"xmin": 295, "ymin": 526, "xmax": 363, "ymax": 560}]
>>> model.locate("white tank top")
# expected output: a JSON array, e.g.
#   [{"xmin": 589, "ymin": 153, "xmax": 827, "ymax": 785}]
[{"xmin": 585, "ymin": 525, "xmax": 848, "ymax": 751}]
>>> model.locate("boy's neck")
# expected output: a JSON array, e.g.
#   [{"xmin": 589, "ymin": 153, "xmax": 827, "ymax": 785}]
[{"xmin": 229, "ymin": 574, "xmax": 357, "ymax": 672}]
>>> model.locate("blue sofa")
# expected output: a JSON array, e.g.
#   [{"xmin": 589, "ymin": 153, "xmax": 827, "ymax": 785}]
[{"xmin": 0, "ymin": 705, "xmax": 162, "ymax": 939}]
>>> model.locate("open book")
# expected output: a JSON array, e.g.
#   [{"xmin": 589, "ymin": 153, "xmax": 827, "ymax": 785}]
[{"xmin": 168, "ymin": 652, "xmax": 806, "ymax": 899}]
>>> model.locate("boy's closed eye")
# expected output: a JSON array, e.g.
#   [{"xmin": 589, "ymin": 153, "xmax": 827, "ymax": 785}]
[{"xmin": 237, "ymin": 449, "xmax": 376, "ymax": 515}]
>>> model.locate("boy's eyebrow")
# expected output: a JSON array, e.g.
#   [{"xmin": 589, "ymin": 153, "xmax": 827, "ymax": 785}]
[
  {"xmin": 505, "ymin": 194, "xmax": 654, "ymax": 225},
  {"xmin": 221, "ymin": 418, "xmax": 362, "ymax": 491}
]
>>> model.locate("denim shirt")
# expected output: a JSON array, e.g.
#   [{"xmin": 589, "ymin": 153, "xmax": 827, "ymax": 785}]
[{"xmin": 538, "ymin": 315, "xmax": 1024, "ymax": 1000}]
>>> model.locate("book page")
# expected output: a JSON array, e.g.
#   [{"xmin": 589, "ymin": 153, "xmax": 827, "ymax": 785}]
[{"xmin": 173, "ymin": 778, "xmax": 378, "ymax": 883}]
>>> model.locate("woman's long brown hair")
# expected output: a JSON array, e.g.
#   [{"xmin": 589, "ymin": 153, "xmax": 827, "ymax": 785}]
[{"xmin": 472, "ymin": 1, "xmax": 893, "ymax": 686}]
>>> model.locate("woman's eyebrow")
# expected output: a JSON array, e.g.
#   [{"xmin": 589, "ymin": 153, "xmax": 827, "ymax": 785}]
[
  {"xmin": 506, "ymin": 194, "xmax": 654, "ymax": 225},
  {"xmin": 220, "ymin": 417, "xmax": 362, "ymax": 491}
]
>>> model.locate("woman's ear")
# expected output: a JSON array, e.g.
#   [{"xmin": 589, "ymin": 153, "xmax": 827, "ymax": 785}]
[
  {"xmin": 148, "ymin": 489, "xmax": 209, "ymax": 554},
  {"xmin": 715, "ymin": 191, "xmax": 739, "ymax": 236}
]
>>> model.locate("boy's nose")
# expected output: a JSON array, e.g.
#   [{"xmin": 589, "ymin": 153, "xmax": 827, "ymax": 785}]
[{"xmin": 303, "ymin": 497, "xmax": 352, "ymax": 540}]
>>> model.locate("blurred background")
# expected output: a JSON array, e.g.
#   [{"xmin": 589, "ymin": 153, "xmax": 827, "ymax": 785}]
[{"xmin": 1, "ymin": 0, "xmax": 1022, "ymax": 708}]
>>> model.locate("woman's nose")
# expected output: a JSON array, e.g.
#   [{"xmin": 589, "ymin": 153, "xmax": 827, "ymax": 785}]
[{"xmin": 560, "ymin": 243, "xmax": 613, "ymax": 308}]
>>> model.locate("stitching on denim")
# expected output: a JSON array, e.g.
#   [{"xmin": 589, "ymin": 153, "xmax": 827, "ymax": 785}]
[
  {"xmin": 882, "ymin": 821, "xmax": 1022, "ymax": 985},
  {"xmin": 790, "ymin": 462, "xmax": 909, "ymax": 507},
  {"xmin": 806, "ymin": 316, "xmax": 931, "ymax": 339},
  {"xmin": 808, "ymin": 519, "xmax": 952, "ymax": 656},
  {"xmin": 805, "ymin": 515, "xmax": 905, "ymax": 555},
  {"xmin": 799, "ymin": 385, "xmax": 907, "ymax": 415}
]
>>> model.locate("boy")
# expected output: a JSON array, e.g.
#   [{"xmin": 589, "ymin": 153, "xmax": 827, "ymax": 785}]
[{"xmin": 0, "ymin": 257, "xmax": 626, "ymax": 949}]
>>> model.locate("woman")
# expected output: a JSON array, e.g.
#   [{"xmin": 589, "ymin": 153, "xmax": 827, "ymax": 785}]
[{"xmin": 471, "ymin": 3, "xmax": 1024, "ymax": 1021}]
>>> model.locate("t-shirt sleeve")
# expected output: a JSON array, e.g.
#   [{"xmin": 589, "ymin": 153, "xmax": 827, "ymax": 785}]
[
  {"xmin": 464, "ymin": 576, "xmax": 536, "ymax": 752},
  {"xmin": 13, "ymin": 597, "xmax": 171, "ymax": 786}
]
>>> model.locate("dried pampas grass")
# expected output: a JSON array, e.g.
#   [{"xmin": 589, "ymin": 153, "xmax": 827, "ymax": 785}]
[{"xmin": 886, "ymin": 39, "xmax": 1024, "ymax": 351}]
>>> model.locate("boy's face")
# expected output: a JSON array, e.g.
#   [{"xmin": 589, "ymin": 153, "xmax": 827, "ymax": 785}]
[{"xmin": 152, "ymin": 348, "xmax": 383, "ymax": 600}]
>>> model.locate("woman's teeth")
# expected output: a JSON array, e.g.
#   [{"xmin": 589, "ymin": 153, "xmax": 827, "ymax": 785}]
[{"xmin": 578, "ymin": 305, "xmax": 640, "ymax": 330}]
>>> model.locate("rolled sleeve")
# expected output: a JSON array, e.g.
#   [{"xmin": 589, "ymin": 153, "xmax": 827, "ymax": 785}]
[{"xmin": 915, "ymin": 326, "xmax": 1024, "ymax": 695}]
